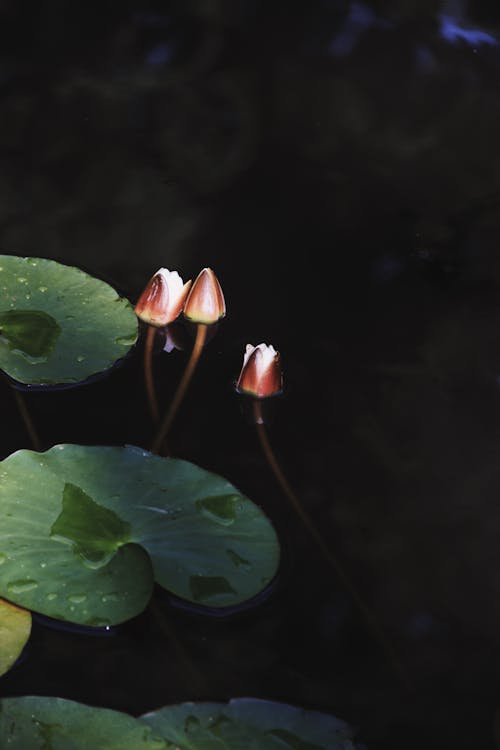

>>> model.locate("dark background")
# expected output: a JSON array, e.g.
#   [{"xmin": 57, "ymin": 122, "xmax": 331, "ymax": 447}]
[{"xmin": 3, "ymin": 1, "xmax": 500, "ymax": 748}]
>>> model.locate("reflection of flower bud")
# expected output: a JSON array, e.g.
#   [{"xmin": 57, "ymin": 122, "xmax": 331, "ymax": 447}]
[
  {"xmin": 135, "ymin": 268, "xmax": 192, "ymax": 327},
  {"xmin": 236, "ymin": 343, "xmax": 283, "ymax": 398},
  {"xmin": 183, "ymin": 268, "xmax": 226, "ymax": 325}
]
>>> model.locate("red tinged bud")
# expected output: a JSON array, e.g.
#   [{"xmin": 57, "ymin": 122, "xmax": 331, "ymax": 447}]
[
  {"xmin": 134, "ymin": 268, "xmax": 192, "ymax": 327},
  {"xmin": 183, "ymin": 268, "xmax": 226, "ymax": 325},
  {"xmin": 236, "ymin": 343, "xmax": 283, "ymax": 398}
]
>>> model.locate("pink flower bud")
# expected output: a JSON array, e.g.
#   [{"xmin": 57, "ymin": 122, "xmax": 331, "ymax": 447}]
[
  {"xmin": 183, "ymin": 268, "xmax": 226, "ymax": 325},
  {"xmin": 134, "ymin": 268, "xmax": 192, "ymax": 327},
  {"xmin": 236, "ymin": 343, "xmax": 283, "ymax": 398}
]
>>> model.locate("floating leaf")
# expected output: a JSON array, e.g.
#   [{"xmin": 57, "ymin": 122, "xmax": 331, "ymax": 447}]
[
  {"xmin": 0, "ymin": 597, "xmax": 31, "ymax": 677},
  {"xmin": 140, "ymin": 698, "xmax": 358, "ymax": 749},
  {"xmin": 0, "ymin": 255, "xmax": 138, "ymax": 386},
  {"xmin": 0, "ymin": 697, "xmax": 169, "ymax": 749},
  {"xmin": 0, "ymin": 445, "xmax": 280, "ymax": 625}
]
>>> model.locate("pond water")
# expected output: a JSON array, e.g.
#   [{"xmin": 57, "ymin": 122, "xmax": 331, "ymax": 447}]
[{"xmin": 3, "ymin": 2, "xmax": 500, "ymax": 748}]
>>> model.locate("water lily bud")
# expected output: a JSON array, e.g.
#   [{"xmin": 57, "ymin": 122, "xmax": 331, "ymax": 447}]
[
  {"xmin": 236, "ymin": 343, "xmax": 283, "ymax": 398},
  {"xmin": 183, "ymin": 267, "xmax": 226, "ymax": 325},
  {"xmin": 134, "ymin": 268, "xmax": 192, "ymax": 327}
]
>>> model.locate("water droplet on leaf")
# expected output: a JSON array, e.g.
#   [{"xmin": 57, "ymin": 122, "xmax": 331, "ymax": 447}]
[
  {"xmin": 7, "ymin": 579, "xmax": 38, "ymax": 593},
  {"xmin": 68, "ymin": 594, "xmax": 87, "ymax": 604}
]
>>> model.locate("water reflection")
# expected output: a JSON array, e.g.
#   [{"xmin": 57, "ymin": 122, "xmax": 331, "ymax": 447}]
[{"xmin": 2, "ymin": 2, "xmax": 500, "ymax": 748}]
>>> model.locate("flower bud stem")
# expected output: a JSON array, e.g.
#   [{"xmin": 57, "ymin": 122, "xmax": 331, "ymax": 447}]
[
  {"xmin": 251, "ymin": 399, "xmax": 411, "ymax": 692},
  {"xmin": 151, "ymin": 323, "xmax": 208, "ymax": 455},
  {"xmin": 13, "ymin": 388, "xmax": 42, "ymax": 451},
  {"xmin": 144, "ymin": 325, "xmax": 160, "ymax": 424}
]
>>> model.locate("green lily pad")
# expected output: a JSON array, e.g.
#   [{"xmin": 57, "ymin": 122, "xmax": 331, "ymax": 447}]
[
  {"xmin": 0, "ymin": 697, "xmax": 169, "ymax": 749},
  {"xmin": 140, "ymin": 698, "xmax": 357, "ymax": 749},
  {"xmin": 0, "ymin": 444, "xmax": 280, "ymax": 625},
  {"xmin": 0, "ymin": 597, "xmax": 31, "ymax": 677},
  {"xmin": 0, "ymin": 255, "xmax": 138, "ymax": 386}
]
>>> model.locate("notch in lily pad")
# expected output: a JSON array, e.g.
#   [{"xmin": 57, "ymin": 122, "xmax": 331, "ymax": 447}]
[
  {"xmin": 50, "ymin": 483, "xmax": 132, "ymax": 568},
  {"xmin": 0, "ymin": 255, "xmax": 138, "ymax": 387}
]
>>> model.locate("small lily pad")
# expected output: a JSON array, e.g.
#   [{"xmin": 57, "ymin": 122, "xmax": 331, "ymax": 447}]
[
  {"xmin": 0, "ymin": 597, "xmax": 32, "ymax": 677},
  {"xmin": 140, "ymin": 698, "xmax": 358, "ymax": 749},
  {"xmin": 0, "ymin": 445, "xmax": 280, "ymax": 625},
  {"xmin": 0, "ymin": 255, "xmax": 138, "ymax": 386},
  {"xmin": 0, "ymin": 696, "xmax": 169, "ymax": 749}
]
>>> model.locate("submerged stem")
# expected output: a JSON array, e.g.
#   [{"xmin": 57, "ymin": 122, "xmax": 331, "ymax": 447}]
[
  {"xmin": 149, "ymin": 597, "xmax": 206, "ymax": 695},
  {"xmin": 13, "ymin": 388, "xmax": 42, "ymax": 451},
  {"xmin": 144, "ymin": 325, "xmax": 159, "ymax": 424},
  {"xmin": 151, "ymin": 323, "xmax": 207, "ymax": 455},
  {"xmin": 252, "ymin": 400, "xmax": 411, "ymax": 691}
]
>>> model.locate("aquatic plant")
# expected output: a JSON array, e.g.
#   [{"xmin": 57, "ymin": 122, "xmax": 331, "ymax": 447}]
[
  {"xmin": 0, "ymin": 253, "xmax": 362, "ymax": 747},
  {"xmin": 0, "ymin": 695, "xmax": 357, "ymax": 749},
  {"xmin": 0, "ymin": 256, "xmax": 278, "ymax": 633}
]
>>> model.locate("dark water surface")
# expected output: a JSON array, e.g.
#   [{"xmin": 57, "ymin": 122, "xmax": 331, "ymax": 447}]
[{"xmin": 3, "ymin": 2, "xmax": 500, "ymax": 748}]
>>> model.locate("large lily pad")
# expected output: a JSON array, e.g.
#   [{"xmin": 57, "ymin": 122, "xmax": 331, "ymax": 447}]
[
  {"xmin": 0, "ymin": 255, "xmax": 138, "ymax": 386},
  {"xmin": 0, "ymin": 445, "xmax": 280, "ymax": 625},
  {"xmin": 140, "ymin": 698, "xmax": 357, "ymax": 749},
  {"xmin": 0, "ymin": 697, "xmax": 169, "ymax": 749},
  {"xmin": 0, "ymin": 597, "xmax": 31, "ymax": 677}
]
